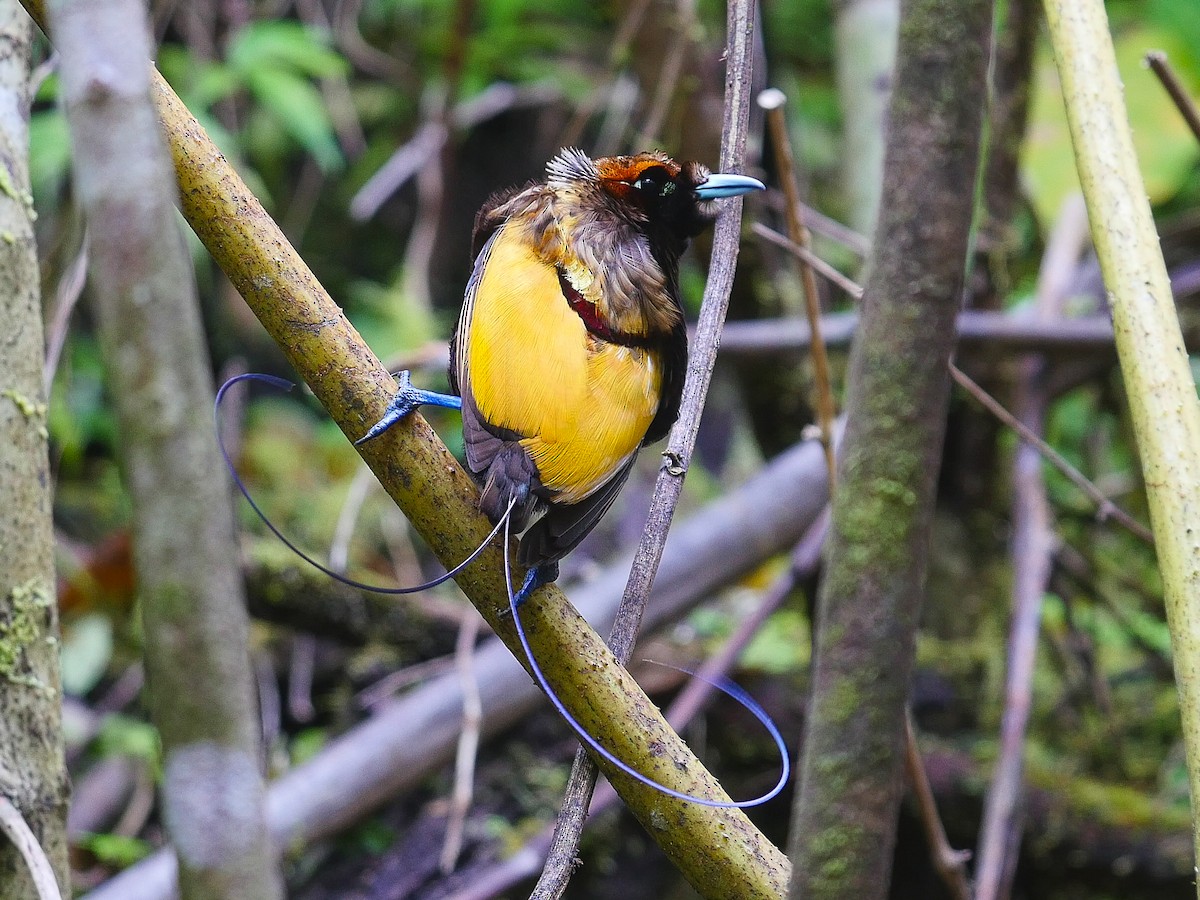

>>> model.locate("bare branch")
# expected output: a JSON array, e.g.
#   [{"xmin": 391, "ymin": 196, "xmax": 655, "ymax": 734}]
[{"xmin": 0, "ymin": 795, "xmax": 62, "ymax": 900}]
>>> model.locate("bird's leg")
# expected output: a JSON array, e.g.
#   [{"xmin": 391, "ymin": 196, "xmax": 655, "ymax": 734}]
[
  {"xmin": 512, "ymin": 561, "xmax": 559, "ymax": 609},
  {"xmin": 355, "ymin": 370, "xmax": 462, "ymax": 446}
]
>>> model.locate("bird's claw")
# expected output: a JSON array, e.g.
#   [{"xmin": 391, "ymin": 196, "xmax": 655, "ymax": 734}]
[
  {"xmin": 355, "ymin": 371, "xmax": 462, "ymax": 446},
  {"xmin": 513, "ymin": 561, "xmax": 559, "ymax": 610}
]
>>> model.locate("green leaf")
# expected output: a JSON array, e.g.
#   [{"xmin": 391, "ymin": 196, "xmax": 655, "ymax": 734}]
[
  {"xmin": 226, "ymin": 21, "xmax": 349, "ymax": 80},
  {"xmin": 60, "ymin": 613, "xmax": 114, "ymax": 696},
  {"xmin": 76, "ymin": 832, "xmax": 154, "ymax": 868},
  {"xmin": 30, "ymin": 108, "xmax": 71, "ymax": 203},
  {"xmin": 158, "ymin": 46, "xmax": 241, "ymax": 109},
  {"xmin": 289, "ymin": 727, "xmax": 328, "ymax": 766},
  {"xmin": 94, "ymin": 715, "xmax": 161, "ymax": 767},
  {"xmin": 245, "ymin": 67, "xmax": 344, "ymax": 172},
  {"xmin": 1024, "ymin": 24, "xmax": 1200, "ymax": 225}
]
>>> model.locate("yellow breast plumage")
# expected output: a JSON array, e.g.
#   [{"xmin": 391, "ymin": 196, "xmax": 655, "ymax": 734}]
[{"xmin": 464, "ymin": 223, "xmax": 662, "ymax": 505}]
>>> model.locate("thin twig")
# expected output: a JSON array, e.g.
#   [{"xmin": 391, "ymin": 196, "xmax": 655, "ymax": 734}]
[
  {"xmin": 353, "ymin": 654, "xmax": 458, "ymax": 709},
  {"xmin": 0, "ymin": 795, "xmax": 64, "ymax": 900},
  {"xmin": 752, "ymin": 222, "xmax": 865, "ymax": 299},
  {"xmin": 441, "ymin": 613, "xmax": 483, "ymax": 872},
  {"xmin": 667, "ymin": 507, "xmax": 830, "ymax": 724},
  {"xmin": 950, "ymin": 364, "xmax": 1153, "ymax": 545},
  {"xmin": 1145, "ymin": 51, "xmax": 1200, "ymax": 144},
  {"xmin": 976, "ymin": 191, "xmax": 1083, "ymax": 900},
  {"xmin": 350, "ymin": 82, "xmax": 556, "ymax": 221},
  {"xmin": 760, "ymin": 193, "xmax": 872, "ymax": 257},
  {"xmin": 633, "ymin": 0, "xmax": 696, "ymax": 148},
  {"xmin": 904, "ymin": 714, "xmax": 971, "ymax": 900},
  {"xmin": 42, "ymin": 230, "xmax": 89, "ymax": 396},
  {"xmin": 760, "ymin": 207, "xmax": 1152, "ymax": 545},
  {"xmin": 332, "ymin": 0, "xmax": 411, "ymax": 82},
  {"xmin": 256, "ymin": 653, "xmax": 282, "ymax": 763},
  {"xmin": 531, "ymin": 3, "xmax": 760, "ymax": 897},
  {"xmin": 759, "ymin": 88, "xmax": 838, "ymax": 488}
]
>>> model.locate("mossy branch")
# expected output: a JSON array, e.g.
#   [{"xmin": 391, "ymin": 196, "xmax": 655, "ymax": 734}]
[
  {"xmin": 786, "ymin": 0, "xmax": 993, "ymax": 895},
  {"xmin": 1044, "ymin": 0, "xmax": 1200, "ymax": 880},
  {"xmin": 19, "ymin": 1, "xmax": 788, "ymax": 895}
]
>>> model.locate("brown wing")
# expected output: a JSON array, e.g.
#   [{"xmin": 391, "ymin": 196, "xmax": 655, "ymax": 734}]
[
  {"xmin": 643, "ymin": 322, "xmax": 687, "ymax": 445},
  {"xmin": 516, "ymin": 453, "xmax": 639, "ymax": 567}
]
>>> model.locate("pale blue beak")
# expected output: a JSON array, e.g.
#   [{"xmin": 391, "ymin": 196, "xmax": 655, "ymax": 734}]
[{"xmin": 693, "ymin": 173, "xmax": 765, "ymax": 200}]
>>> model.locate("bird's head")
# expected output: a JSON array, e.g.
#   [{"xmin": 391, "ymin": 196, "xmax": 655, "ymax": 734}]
[{"xmin": 545, "ymin": 148, "xmax": 763, "ymax": 243}]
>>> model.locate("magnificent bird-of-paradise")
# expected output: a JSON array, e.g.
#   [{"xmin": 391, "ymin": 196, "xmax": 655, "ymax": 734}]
[
  {"xmin": 359, "ymin": 148, "xmax": 765, "ymax": 598},
  {"xmin": 219, "ymin": 148, "xmax": 787, "ymax": 806}
]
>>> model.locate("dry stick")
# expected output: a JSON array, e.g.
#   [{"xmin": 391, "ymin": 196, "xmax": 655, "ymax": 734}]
[
  {"xmin": 752, "ymin": 222, "xmax": 866, "ymax": 299},
  {"xmin": 442, "ymin": 613, "xmax": 483, "ymax": 873},
  {"xmin": 1145, "ymin": 51, "xmax": 1200, "ymax": 144},
  {"xmin": 759, "ymin": 88, "xmax": 838, "ymax": 488},
  {"xmin": 975, "ymin": 376, "xmax": 1054, "ymax": 900},
  {"xmin": 531, "ymin": 3, "xmax": 760, "ymax": 896},
  {"xmin": 284, "ymin": 463, "xmax": 379, "ymax": 723},
  {"xmin": 0, "ymin": 795, "xmax": 62, "ymax": 900},
  {"xmin": 902, "ymin": 715, "xmax": 971, "ymax": 900},
  {"xmin": 758, "ymin": 204, "xmax": 1153, "ymax": 546},
  {"xmin": 666, "ymin": 507, "xmax": 831, "ymax": 727},
  {"xmin": 975, "ymin": 193, "xmax": 1088, "ymax": 900},
  {"xmin": 760, "ymin": 193, "xmax": 873, "ymax": 257},
  {"xmin": 354, "ymin": 654, "xmax": 458, "ymax": 710},
  {"xmin": 949, "ymin": 365, "xmax": 1153, "ymax": 545},
  {"xmin": 42, "ymin": 230, "xmax": 88, "ymax": 396}
]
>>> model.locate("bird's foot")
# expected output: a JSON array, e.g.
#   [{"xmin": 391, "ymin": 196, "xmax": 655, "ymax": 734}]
[
  {"xmin": 506, "ymin": 561, "xmax": 560, "ymax": 612},
  {"xmin": 355, "ymin": 370, "xmax": 462, "ymax": 446}
]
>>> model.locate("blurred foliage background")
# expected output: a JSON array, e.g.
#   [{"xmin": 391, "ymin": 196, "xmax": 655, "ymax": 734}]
[{"xmin": 28, "ymin": 0, "xmax": 1200, "ymax": 896}]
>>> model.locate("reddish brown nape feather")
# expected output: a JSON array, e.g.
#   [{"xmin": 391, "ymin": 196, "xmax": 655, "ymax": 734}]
[
  {"xmin": 593, "ymin": 153, "xmax": 680, "ymax": 188},
  {"xmin": 594, "ymin": 153, "xmax": 680, "ymax": 180}
]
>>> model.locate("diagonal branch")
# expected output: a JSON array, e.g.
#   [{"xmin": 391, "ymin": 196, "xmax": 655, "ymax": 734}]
[
  {"xmin": 1044, "ymin": 0, "xmax": 1200, "ymax": 881},
  {"xmin": 16, "ymin": 2, "xmax": 787, "ymax": 895}
]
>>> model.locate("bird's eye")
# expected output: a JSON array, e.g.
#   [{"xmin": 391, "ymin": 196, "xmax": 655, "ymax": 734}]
[{"xmin": 632, "ymin": 167, "xmax": 675, "ymax": 196}]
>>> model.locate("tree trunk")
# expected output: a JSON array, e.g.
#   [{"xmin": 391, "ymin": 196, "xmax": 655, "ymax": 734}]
[
  {"xmin": 787, "ymin": 0, "xmax": 993, "ymax": 896},
  {"xmin": 0, "ymin": 3, "xmax": 71, "ymax": 897},
  {"xmin": 46, "ymin": 0, "xmax": 283, "ymax": 897}
]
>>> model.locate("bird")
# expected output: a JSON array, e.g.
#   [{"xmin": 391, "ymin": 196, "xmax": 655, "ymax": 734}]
[
  {"xmin": 356, "ymin": 147, "xmax": 765, "ymax": 603},
  {"xmin": 219, "ymin": 148, "xmax": 787, "ymax": 807}
]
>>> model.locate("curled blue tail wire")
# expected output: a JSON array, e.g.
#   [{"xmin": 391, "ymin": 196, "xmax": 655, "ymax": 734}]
[
  {"xmin": 502, "ymin": 512, "xmax": 791, "ymax": 808},
  {"xmin": 218, "ymin": 372, "xmax": 790, "ymax": 806},
  {"xmin": 214, "ymin": 372, "xmax": 503, "ymax": 595}
]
